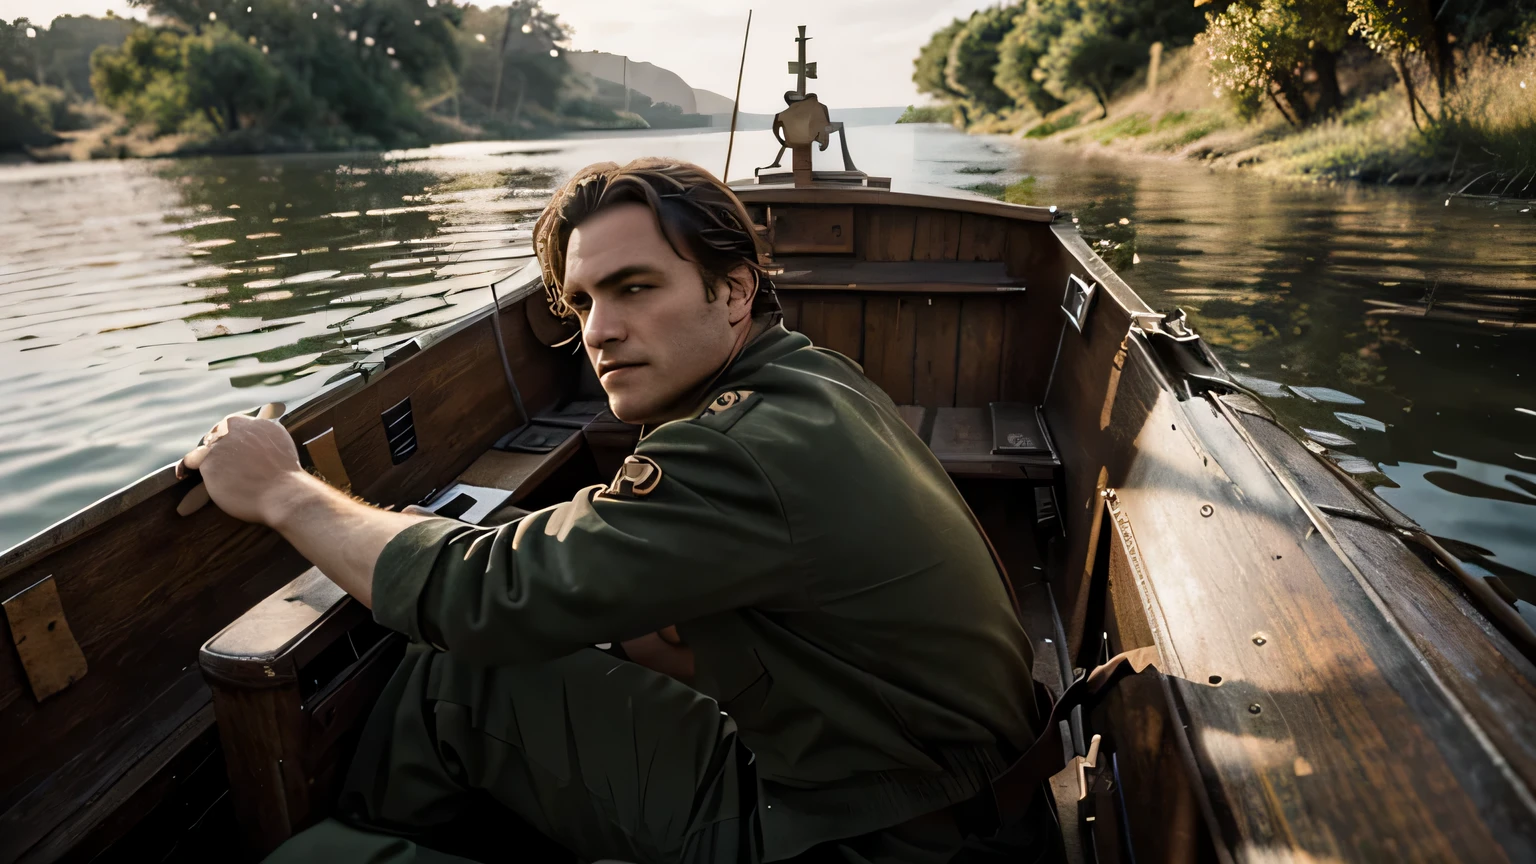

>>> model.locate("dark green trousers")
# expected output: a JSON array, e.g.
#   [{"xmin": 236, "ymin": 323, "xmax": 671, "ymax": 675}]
[{"xmin": 265, "ymin": 646, "xmax": 972, "ymax": 864}]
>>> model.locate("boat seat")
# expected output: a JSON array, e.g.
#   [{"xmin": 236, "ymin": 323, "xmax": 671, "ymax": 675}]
[
  {"xmin": 902, "ymin": 403, "xmax": 1061, "ymax": 483},
  {"xmin": 197, "ymin": 409, "xmax": 618, "ymax": 857}
]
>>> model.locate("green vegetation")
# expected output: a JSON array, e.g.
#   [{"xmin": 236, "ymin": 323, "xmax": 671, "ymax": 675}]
[
  {"xmin": 4, "ymin": 1, "xmax": 649, "ymax": 157},
  {"xmin": 914, "ymin": 0, "xmax": 1536, "ymax": 191},
  {"xmin": 896, "ymin": 104, "xmax": 956, "ymax": 124},
  {"xmin": 965, "ymin": 175, "xmax": 1041, "ymax": 204}
]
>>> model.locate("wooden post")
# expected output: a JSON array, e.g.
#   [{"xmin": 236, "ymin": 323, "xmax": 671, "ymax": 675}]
[{"xmin": 1146, "ymin": 42, "xmax": 1163, "ymax": 98}]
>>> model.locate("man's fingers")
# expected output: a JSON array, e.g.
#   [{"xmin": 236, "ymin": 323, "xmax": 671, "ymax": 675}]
[{"xmin": 180, "ymin": 443, "xmax": 210, "ymax": 474}]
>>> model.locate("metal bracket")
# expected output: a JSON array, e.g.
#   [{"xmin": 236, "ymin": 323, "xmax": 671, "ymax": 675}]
[{"xmin": 1062, "ymin": 274, "xmax": 1097, "ymax": 333}]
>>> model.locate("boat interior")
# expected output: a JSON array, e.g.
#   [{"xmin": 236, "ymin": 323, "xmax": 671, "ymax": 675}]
[{"xmin": 3, "ymin": 176, "xmax": 1534, "ymax": 862}]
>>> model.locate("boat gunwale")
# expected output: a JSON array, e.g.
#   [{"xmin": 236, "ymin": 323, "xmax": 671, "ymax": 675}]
[{"xmin": 0, "ymin": 264, "xmax": 547, "ymax": 584}]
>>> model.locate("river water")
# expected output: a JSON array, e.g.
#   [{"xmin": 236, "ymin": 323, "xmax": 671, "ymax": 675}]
[{"xmin": 2, "ymin": 124, "xmax": 1533, "ymax": 613}]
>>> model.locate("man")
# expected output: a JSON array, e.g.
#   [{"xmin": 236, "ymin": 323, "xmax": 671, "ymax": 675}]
[{"xmin": 183, "ymin": 158, "xmax": 1043, "ymax": 863}]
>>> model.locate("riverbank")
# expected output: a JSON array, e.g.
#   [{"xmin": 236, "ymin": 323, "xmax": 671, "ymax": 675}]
[{"xmin": 929, "ymin": 42, "xmax": 1536, "ymax": 199}]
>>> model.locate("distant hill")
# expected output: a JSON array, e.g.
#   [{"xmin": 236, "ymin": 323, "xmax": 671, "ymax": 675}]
[
  {"xmin": 566, "ymin": 51, "xmax": 697, "ymax": 113},
  {"xmin": 692, "ymin": 88, "xmax": 735, "ymax": 115}
]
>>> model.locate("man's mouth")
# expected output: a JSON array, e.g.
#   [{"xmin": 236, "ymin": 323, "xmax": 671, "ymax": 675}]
[{"xmin": 598, "ymin": 360, "xmax": 645, "ymax": 380}]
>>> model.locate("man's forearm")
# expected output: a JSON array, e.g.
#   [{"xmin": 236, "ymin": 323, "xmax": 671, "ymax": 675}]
[{"xmin": 266, "ymin": 473, "xmax": 428, "ymax": 608}]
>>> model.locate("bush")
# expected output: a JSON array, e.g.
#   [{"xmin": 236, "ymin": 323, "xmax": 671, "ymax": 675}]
[
  {"xmin": 913, "ymin": 18, "xmax": 968, "ymax": 103},
  {"xmin": 0, "ymin": 71, "xmax": 66, "ymax": 149},
  {"xmin": 896, "ymin": 104, "xmax": 956, "ymax": 124}
]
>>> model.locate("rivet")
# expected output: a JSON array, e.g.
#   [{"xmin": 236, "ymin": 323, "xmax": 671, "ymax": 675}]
[
  {"xmin": 1200, "ymin": 504, "xmax": 1214, "ymax": 517},
  {"xmin": 1248, "ymin": 703, "xmax": 1262, "ymax": 715},
  {"xmin": 1252, "ymin": 635, "xmax": 1267, "ymax": 646}
]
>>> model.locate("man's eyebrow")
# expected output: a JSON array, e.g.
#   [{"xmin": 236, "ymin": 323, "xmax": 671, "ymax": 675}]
[{"xmin": 590, "ymin": 265, "xmax": 665, "ymax": 290}]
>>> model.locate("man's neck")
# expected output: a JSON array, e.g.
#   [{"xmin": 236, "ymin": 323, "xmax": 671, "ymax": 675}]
[{"xmin": 641, "ymin": 318, "xmax": 775, "ymax": 429}]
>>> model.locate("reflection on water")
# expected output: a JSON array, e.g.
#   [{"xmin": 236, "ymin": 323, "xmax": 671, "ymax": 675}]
[{"xmin": 1, "ymin": 125, "xmax": 1532, "ymax": 602}]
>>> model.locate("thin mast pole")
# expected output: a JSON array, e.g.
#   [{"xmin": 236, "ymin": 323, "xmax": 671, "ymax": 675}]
[{"xmin": 723, "ymin": 10, "xmax": 752, "ymax": 182}]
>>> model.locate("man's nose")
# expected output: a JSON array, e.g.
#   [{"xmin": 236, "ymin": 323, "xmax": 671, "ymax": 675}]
[{"xmin": 582, "ymin": 296, "xmax": 624, "ymax": 348}]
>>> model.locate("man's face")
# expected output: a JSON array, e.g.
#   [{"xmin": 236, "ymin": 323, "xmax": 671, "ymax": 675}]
[{"xmin": 562, "ymin": 203, "xmax": 746, "ymax": 425}]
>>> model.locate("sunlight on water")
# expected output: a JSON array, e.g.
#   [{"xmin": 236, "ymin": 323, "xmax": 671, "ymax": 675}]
[{"xmin": 1, "ymin": 124, "xmax": 1532, "ymax": 595}]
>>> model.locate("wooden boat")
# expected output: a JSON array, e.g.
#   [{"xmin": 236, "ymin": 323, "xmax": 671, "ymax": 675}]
[{"xmin": 4, "ymin": 30, "xmax": 1535, "ymax": 864}]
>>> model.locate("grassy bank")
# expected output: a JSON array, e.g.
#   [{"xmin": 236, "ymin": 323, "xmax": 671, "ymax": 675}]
[{"xmin": 936, "ymin": 42, "xmax": 1536, "ymax": 195}]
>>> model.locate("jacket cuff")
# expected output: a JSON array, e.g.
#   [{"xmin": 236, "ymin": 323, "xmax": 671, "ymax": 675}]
[{"xmin": 372, "ymin": 517, "xmax": 470, "ymax": 645}]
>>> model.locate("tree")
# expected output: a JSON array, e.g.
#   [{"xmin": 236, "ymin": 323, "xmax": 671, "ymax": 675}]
[
  {"xmin": 182, "ymin": 26, "xmax": 277, "ymax": 132},
  {"xmin": 946, "ymin": 6, "xmax": 1021, "ymax": 118},
  {"xmin": 1199, "ymin": 0, "xmax": 1350, "ymax": 126},
  {"xmin": 456, "ymin": 2, "xmax": 572, "ymax": 127},
  {"xmin": 1347, "ymin": 0, "xmax": 1439, "ymax": 128},
  {"xmin": 1038, "ymin": 14, "xmax": 1133, "ymax": 118},
  {"xmin": 913, "ymin": 18, "xmax": 967, "ymax": 103},
  {"xmin": 995, "ymin": 0, "xmax": 1073, "ymax": 116},
  {"xmin": 91, "ymin": 26, "xmax": 192, "ymax": 134}
]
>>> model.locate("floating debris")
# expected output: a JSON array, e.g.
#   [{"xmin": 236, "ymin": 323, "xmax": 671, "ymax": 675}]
[
  {"xmin": 1234, "ymin": 375, "xmax": 1290, "ymax": 398},
  {"xmin": 1334, "ymin": 412, "xmax": 1387, "ymax": 432},
  {"xmin": 1302, "ymin": 428, "xmax": 1356, "ymax": 448},
  {"xmin": 1332, "ymin": 455, "xmax": 1379, "ymax": 475},
  {"xmin": 1518, "ymin": 407, "xmax": 1536, "ymax": 417},
  {"xmin": 1289, "ymin": 386, "xmax": 1365, "ymax": 404}
]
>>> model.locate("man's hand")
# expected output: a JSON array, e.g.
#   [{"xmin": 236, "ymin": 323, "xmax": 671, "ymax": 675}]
[
  {"xmin": 621, "ymin": 626, "xmax": 694, "ymax": 684},
  {"xmin": 179, "ymin": 413, "xmax": 308, "ymax": 527}
]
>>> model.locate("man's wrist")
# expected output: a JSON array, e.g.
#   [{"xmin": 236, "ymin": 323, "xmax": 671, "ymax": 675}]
[{"xmin": 262, "ymin": 470, "xmax": 334, "ymax": 534}]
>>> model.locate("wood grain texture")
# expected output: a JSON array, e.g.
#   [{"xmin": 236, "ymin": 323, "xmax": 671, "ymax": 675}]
[
  {"xmin": 1235, "ymin": 405, "xmax": 1536, "ymax": 805},
  {"xmin": 957, "ymin": 213, "xmax": 1007, "ymax": 262},
  {"xmin": 770, "ymin": 205, "xmax": 855, "ymax": 254},
  {"xmin": 912, "ymin": 211, "xmax": 962, "ymax": 261},
  {"xmin": 956, "ymin": 297, "xmax": 1005, "ymax": 407},
  {"xmin": 913, "ymin": 296, "xmax": 961, "ymax": 407},
  {"xmin": 862, "ymin": 296, "xmax": 917, "ymax": 404},
  {"xmin": 3, "ymin": 576, "xmax": 88, "ymax": 702},
  {"xmin": 779, "ymin": 292, "xmax": 802, "ymax": 333},
  {"xmin": 817, "ymin": 295, "xmax": 864, "ymax": 362},
  {"xmin": 0, "ymin": 294, "xmax": 576, "ymax": 862},
  {"xmin": 857, "ymin": 207, "xmax": 918, "ymax": 262}
]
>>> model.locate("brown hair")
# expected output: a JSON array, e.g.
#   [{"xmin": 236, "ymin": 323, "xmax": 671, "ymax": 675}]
[{"xmin": 532, "ymin": 157, "xmax": 778, "ymax": 319}]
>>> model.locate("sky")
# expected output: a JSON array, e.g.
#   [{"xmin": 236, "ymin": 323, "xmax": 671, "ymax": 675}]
[{"xmin": 0, "ymin": 0, "xmax": 990, "ymax": 112}]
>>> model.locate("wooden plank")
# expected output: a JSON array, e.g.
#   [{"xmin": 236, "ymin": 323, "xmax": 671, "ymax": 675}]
[
  {"xmin": 779, "ymin": 292, "xmax": 802, "ymax": 332},
  {"xmin": 797, "ymin": 296, "xmax": 828, "ymax": 348},
  {"xmin": 817, "ymin": 295, "xmax": 864, "ymax": 362},
  {"xmin": 958, "ymin": 213, "xmax": 1007, "ymax": 261},
  {"xmin": 0, "ymin": 294, "xmax": 576, "ymax": 861},
  {"xmin": 770, "ymin": 206, "xmax": 855, "ymax": 254},
  {"xmin": 734, "ymin": 185, "xmax": 1058, "ymax": 224},
  {"xmin": 3, "ymin": 576, "xmax": 89, "ymax": 702},
  {"xmin": 913, "ymin": 211, "xmax": 963, "ymax": 261},
  {"xmin": 956, "ymin": 296, "xmax": 1005, "ymax": 407},
  {"xmin": 913, "ymin": 296, "xmax": 961, "ymax": 407},
  {"xmin": 861, "ymin": 207, "xmax": 918, "ymax": 262},
  {"xmin": 863, "ymin": 296, "xmax": 917, "ymax": 403},
  {"xmin": 999, "ymin": 295, "xmax": 1042, "ymax": 404}
]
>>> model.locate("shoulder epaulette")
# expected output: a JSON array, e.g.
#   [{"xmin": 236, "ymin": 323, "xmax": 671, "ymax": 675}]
[{"xmin": 692, "ymin": 388, "xmax": 762, "ymax": 433}]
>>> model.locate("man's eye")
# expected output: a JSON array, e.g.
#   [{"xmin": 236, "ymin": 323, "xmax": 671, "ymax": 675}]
[
  {"xmin": 566, "ymin": 293, "xmax": 591, "ymax": 310},
  {"xmin": 624, "ymin": 283, "xmax": 652, "ymax": 295}
]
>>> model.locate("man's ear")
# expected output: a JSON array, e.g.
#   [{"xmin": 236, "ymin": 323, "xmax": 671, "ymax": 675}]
[{"xmin": 723, "ymin": 264, "xmax": 758, "ymax": 326}]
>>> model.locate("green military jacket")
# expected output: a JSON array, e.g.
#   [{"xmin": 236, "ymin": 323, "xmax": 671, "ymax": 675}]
[{"xmin": 373, "ymin": 324, "xmax": 1037, "ymax": 860}]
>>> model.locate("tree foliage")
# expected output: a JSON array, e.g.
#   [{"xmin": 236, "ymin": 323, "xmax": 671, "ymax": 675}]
[
  {"xmin": 995, "ymin": 0, "xmax": 1072, "ymax": 116},
  {"xmin": 182, "ymin": 26, "xmax": 278, "ymax": 132},
  {"xmin": 1198, "ymin": 0, "xmax": 1350, "ymax": 125},
  {"xmin": 91, "ymin": 26, "xmax": 192, "ymax": 134},
  {"xmin": 946, "ymin": 6, "xmax": 1020, "ymax": 117},
  {"xmin": 913, "ymin": 18, "xmax": 967, "ymax": 102}
]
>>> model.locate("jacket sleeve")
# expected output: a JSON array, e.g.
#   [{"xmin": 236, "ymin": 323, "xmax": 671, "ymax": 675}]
[{"xmin": 370, "ymin": 418, "xmax": 798, "ymax": 664}]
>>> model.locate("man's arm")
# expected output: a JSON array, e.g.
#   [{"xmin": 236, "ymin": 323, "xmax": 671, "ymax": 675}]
[{"xmin": 180, "ymin": 414, "xmax": 427, "ymax": 607}]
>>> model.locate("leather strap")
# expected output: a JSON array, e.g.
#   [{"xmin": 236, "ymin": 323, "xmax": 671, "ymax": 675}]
[{"xmin": 992, "ymin": 646, "xmax": 1162, "ymax": 825}]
